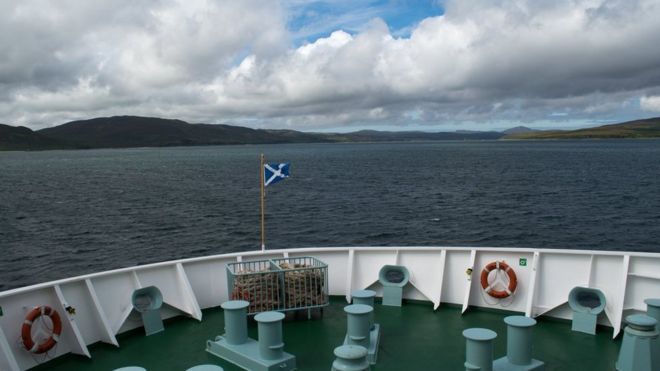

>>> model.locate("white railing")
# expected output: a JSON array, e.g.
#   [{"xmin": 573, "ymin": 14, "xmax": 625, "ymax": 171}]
[{"xmin": 1, "ymin": 246, "xmax": 659, "ymax": 371}]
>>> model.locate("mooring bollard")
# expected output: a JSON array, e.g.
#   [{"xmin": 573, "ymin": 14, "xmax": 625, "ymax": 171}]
[
  {"xmin": 647, "ymin": 299, "xmax": 660, "ymax": 322},
  {"xmin": 645, "ymin": 298, "xmax": 660, "ymax": 369},
  {"xmin": 221, "ymin": 300, "xmax": 249, "ymax": 345},
  {"xmin": 352, "ymin": 290, "xmax": 376, "ymax": 330},
  {"xmin": 254, "ymin": 311, "xmax": 286, "ymax": 361},
  {"xmin": 616, "ymin": 314, "xmax": 658, "ymax": 371},
  {"xmin": 344, "ymin": 304, "xmax": 373, "ymax": 349},
  {"xmin": 493, "ymin": 316, "xmax": 544, "ymax": 370},
  {"xmin": 186, "ymin": 365, "xmax": 225, "ymax": 371},
  {"xmin": 505, "ymin": 316, "xmax": 534, "ymax": 365},
  {"xmin": 207, "ymin": 302, "xmax": 295, "ymax": 370},
  {"xmin": 331, "ymin": 345, "xmax": 370, "ymax": 371},
  {"xmin": 463, "ymin": 328, "xmax": 497, "ymax": 371}
]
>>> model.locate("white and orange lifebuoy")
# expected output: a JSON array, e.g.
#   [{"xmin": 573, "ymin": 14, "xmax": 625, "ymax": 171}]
[
  {"xmin": 480, "ymin": 261, "xmax": 518, "ymax": 299},
  {"xmin": 21, "ymin": 306, "xmax": 62, "ymax": 354}
]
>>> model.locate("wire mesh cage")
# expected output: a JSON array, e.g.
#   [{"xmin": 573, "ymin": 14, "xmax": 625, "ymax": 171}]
[{"xmin": 226, "ymin": 256, "xmax": 329, "ymax": 315}]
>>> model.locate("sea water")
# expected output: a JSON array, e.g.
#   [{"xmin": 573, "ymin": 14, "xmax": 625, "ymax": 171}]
[{"xmin": 1, "ymin": 140, "xmax": 660, "ymax": 290}]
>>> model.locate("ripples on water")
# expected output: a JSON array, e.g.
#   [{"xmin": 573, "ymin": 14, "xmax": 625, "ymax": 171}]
[{"xmin": 1, "ymin": 140, "xmax": 660, "ymax": 290}]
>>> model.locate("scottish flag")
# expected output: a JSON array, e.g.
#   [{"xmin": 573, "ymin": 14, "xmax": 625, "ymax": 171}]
[{"xmin": 264, "ymin": 163, "xmax": 290, "ymax": 187}]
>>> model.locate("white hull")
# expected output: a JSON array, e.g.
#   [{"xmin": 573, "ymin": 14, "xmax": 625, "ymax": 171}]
[{"xmin": 1, "ymin": 246, "xmax": 659, "ymax": 370}]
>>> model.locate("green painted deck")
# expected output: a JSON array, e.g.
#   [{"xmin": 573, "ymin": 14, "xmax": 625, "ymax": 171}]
[{"xmin": 33, "ymin": 297, "xmax": 621, "ymax": 370}]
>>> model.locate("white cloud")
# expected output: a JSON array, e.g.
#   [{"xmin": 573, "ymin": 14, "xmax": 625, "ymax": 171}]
[
  {"xmin": 2, "ymin": 0, "xmax": 660, "ymax": 130},
  {"xmin": 640, "ymin": 96, "xmax": 660, "ymax": 112},
  {"xmin": 202, "ymin": 0, "xmax": 660, "ymax": 129}
]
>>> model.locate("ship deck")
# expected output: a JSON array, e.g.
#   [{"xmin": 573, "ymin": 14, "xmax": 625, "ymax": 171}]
[{"xmin": 32, "ymin": 297, "xmax": 621, "ymax": 371}]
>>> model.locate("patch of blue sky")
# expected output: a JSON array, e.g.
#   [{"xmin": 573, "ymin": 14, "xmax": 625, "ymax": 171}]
[{"xmin": 284, "ymin": 0, "xmax": 443, "ymax": 45}]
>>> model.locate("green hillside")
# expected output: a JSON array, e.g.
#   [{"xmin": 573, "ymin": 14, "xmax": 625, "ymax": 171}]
[
  {"xmin": 0, "ymin": 124, "xmax": 71, "ymax": 150},
  {"xmin": 1, "ymin": 116, "xmax": 504, "ymax": 151},
  {"xmin": 3, "ymin": 115, "xmax": 659, "ymax": 151},
  {"xmin": 506, "ymin": 117, "xmax": 660, "ymax": 139},
  {"xmin": 37, "ymin": 116, "xmax": 329, "ymax": 148}
]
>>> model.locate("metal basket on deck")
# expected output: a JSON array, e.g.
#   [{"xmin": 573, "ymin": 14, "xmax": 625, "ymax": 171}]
[{"xmin": 226, "ymin": 256, "xmax": 329, "ymax": 315}]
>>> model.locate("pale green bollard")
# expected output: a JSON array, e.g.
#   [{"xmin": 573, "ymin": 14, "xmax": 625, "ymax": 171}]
[
  {"xmin": 494, "ymin": 316, "xmax": 544, "ymax": 370},
  {"xmin": 186, "ymin": 365, "xmax": 225, "ymax": 371},
  {"xmin": 615, "ymin": 314, "xmax": 658, "ymax": 371},
  {"xmin": 331, "ymin": 345, "xmax": 369, "ymax": 371},
  {"xmin": 505, "ymin": 316, "xmax": 534, "ymax": 365},
  {"xmin": 221, "ymin": 300, "xmax": 249, "ymax": 345},
  {"xmin": 644, "ymin": 299, "xmax": 660, "ymax": 370},
  {"xmin": 647, "ymin": 299, "xmax": 660, "ymax": 322},
  {"xmin": 254, "ymin": 311, "xmax": 286, "ymax": 361},
  {"xmin": 207, "ymin": 302, "xmax": 295, "ymax": 370},
  {"xmin": 352, "ymin": 290, "xmax": 376, "ymax": 330},
  {"xmin": 344, "ymin": 304, "xmax": 373, "ymax": 348},
  {"xmin": 351, "ymin": 289, "xmax": 375, "ymax": 306},
  {"xmin": 463, "ymin": 328, "xmax": 497, "ymax": 371}
]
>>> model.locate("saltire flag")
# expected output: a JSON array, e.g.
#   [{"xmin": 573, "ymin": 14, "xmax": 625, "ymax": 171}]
[{"xmin": 264, "ymin": 163, "xmax": 290, "ymax": 187}]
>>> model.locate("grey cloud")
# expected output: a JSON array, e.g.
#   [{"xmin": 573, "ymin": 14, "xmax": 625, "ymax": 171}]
[{"xmin": 2, "ymin": 0, "xmax": 660, "ymax": 130}]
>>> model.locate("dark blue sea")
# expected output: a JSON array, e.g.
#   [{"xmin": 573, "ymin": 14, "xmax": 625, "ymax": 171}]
[{"xmin": 2, "ymin": 140, "xmax": 660, "ymax": 290}]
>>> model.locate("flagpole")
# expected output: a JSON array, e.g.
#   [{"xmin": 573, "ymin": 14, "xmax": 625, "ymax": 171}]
[{"xmin": 260, "ymin": 153, "xmax": 265, "ymax": 252}]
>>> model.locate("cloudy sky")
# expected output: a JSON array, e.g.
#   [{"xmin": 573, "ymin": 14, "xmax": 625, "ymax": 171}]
[{"xmin": 2, "ymin": 0, "xmax": 660, "ymax": 131}]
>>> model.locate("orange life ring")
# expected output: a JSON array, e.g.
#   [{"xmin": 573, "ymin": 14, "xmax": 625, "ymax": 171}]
[
  {"xmin": 480, "ymin": 261, "xmax": 518, "ymax": 299},
  {"xmin": 21, "ymin": 306, "xmax": 62, "ymax": 354}
]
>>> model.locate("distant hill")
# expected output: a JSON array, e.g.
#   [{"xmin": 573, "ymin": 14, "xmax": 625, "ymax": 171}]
[
  {"xmin": 505, "ymin": 117, "xmax": 660, "ymax": 139},
  {"xmin": 0, "ymin": 116, "xmax": 507, "ymax": 151},
  {"xmin": 0, "ymin": 124, "xmax": 71, "ymax": 151},
  {"xmin": 37, "ymin": 116, "xmax": 328, "ymax": 149},
  {"xmin": 5, "ymin": 115, "xmax": 658, "ymax": 151},
  {"xmin": 329, "ymin": 130, "xmax": 503, "ymax": 142},
  {"xmin": 502, "ymin": 126, "xmax": 537, "ymax": 134}
]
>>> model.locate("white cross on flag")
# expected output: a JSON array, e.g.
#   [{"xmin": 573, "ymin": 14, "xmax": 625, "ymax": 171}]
[{"xmin": 264, "ymin": 163, "xmax": 290, "ymax": 187}]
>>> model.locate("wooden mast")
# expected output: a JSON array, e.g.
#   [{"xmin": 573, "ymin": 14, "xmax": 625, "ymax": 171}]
[{"xmin": 260, "ymin": 153, "xmax": 265, "ymax": 251}]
